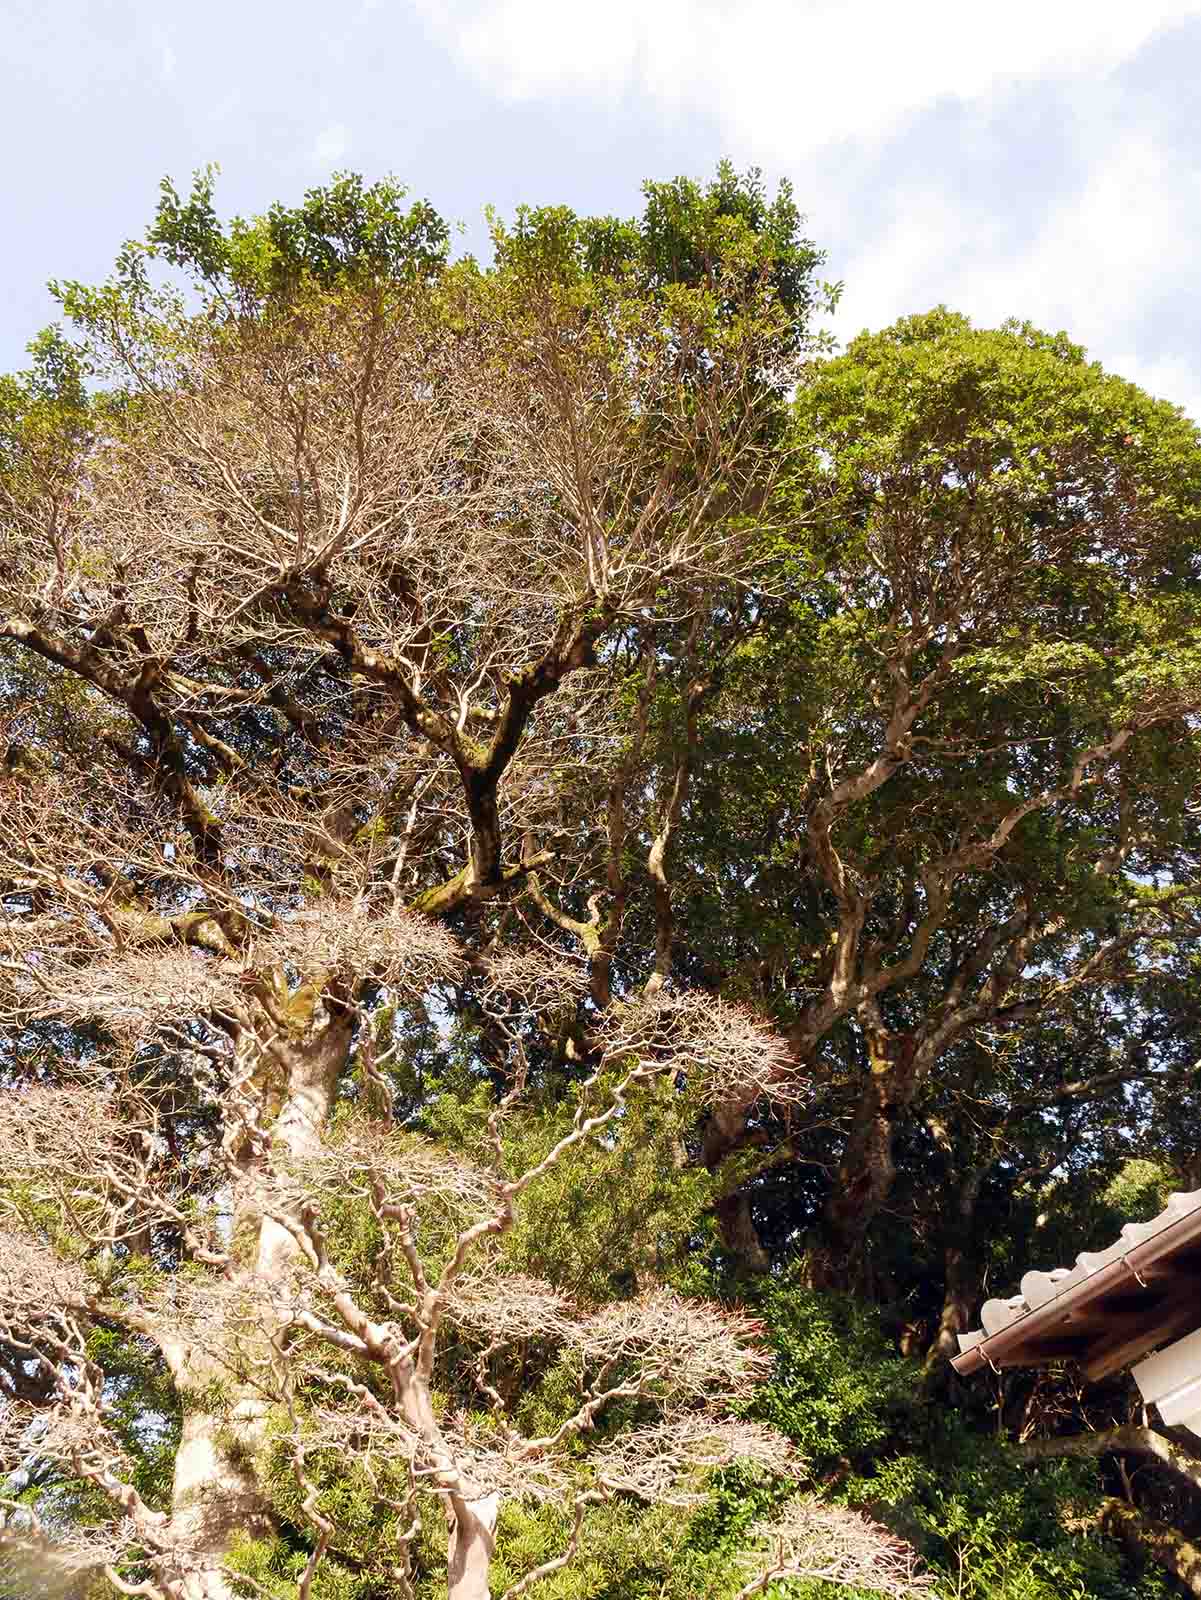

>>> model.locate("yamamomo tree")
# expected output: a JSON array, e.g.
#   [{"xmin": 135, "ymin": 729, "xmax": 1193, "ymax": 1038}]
[{"xmin": 1, "ymin": 167, "xmax": 1199, "ymax": 1599}]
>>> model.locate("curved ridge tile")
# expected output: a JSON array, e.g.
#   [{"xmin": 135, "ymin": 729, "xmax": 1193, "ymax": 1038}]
[
  {"xmin": 981, "ymin": 1296, "xmax": 1025, "ymax": 1336},
  {"xmin": 1020, "ymin": 1270, "xmax": 1060, "ymax": 1310},
  {"xmin": 957, "ymin": 1189, "xmax": 1201, "ymax": 1360}
]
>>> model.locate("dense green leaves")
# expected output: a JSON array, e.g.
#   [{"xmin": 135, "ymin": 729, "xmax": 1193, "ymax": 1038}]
[{"xmin": 3, "ymin": 168, "xmax": 1200, "ymax": 1600}]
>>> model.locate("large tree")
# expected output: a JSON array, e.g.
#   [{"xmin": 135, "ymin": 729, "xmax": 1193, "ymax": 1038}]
[
  {"xmin": 670, "ymin": 309, "xmax": 1201, "ymax": 1288},
  {"xmin": 0, "ymin": 171, "xmax": 933, "ymax": 1600},
  {"xmin": 2, "ymin": 169, "xmax": 1200, "ymax": 1600}
]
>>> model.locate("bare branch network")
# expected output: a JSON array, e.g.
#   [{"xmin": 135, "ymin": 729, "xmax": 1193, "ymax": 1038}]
[{"xmin": 18, "ymin": 178, "xmax": 1187, "ymax": 1600}]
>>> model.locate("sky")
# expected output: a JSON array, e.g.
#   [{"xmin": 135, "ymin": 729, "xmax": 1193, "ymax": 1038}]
[{"xmin": 3, "ymin": 0, "xmax": 1199, "ymax": 418}]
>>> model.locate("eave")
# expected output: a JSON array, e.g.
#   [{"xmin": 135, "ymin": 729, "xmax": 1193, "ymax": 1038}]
[{"xmin": 952, "ymin": 1188, "xmax": 1201, "ymax": 1380}]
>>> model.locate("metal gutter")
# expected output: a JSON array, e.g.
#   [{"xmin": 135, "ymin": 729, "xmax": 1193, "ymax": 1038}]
[{"xmin": 952, "ymin": 1188, "xmax": 1201, "ymax": 1376}]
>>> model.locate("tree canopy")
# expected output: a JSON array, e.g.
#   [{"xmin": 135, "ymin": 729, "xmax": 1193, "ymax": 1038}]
[{"xmin": 0, "ymin": 168, "xmax": 1199, "ymax": 1600}]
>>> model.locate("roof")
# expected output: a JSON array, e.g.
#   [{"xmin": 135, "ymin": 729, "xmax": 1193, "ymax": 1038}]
[{"xmin": 953, "ymin": 1188, "xmax": 1201, "ymax": 1380}]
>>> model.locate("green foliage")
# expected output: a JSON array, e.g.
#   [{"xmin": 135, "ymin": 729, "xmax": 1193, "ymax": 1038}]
[
  {"xmin": 56, "ymin": 168, "xmax": 449, "ymax": 331},
  {"xmin": 499, "ymin": 1076, "xmax": 719, "ymax": 1303},
  {"xmin": 487, "ymin": 161, "xmax": 833, "ymax": 359},
  {"xmin": 0, "ymin": 325, "xmax": 98, "ymax": 534},
  {"xmin": 786, "ymin": 308, "xmax": 1201, "ymax": 731},
  {"xmin": 749, "ymin": 1278, "xmax": 917, "ymax": 1463},
  {"xmin": 746, "ymin": 1285, "xmax": 1170, "ymax": 1600},
  {"xmin": 1099, "ymin": 1157, "xmax": 1175, "ymax": 1220},
  {"xmin": 414, "ymin": 1054, "xmax": 720, "ymax": 1305},
  {"xmin": 486, "ymin": 1498, "xmax": 687, "ymax": 1600},
  {"xmin": 225, "ymin": 1531, "xmax": 388, "ymax": 1600},
  {"xmin": 312, "ymin": 1115, "xmax": 481, "ymax": 1291},
  {"xmin": 82, "ymin": 1325, "xmax": 179, "ymax": 1512},
  {"xmin": 486, "ymin": 1477, "xmax": 857, "ymax": 1600},
  {"xmin": 727, "ymin": 304, "xmax": 1201, "ymax": 887},
  {"xmin": 845, "ymin": 1426, "xmax": 1169, "ymax": 1600},
  {"xmin": 243, "ymin": 1419, "xmax": 429, "ymax": 1597}
]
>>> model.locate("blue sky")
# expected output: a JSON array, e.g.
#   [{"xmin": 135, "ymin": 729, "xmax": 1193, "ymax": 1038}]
[{"xmin": 4, "ymin": 0, "xmax": 1199, "ymax": 417}]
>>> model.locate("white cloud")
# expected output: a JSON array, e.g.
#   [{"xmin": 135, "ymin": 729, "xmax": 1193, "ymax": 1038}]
[
  {"xmin": 832, "ymin": 132, "xmax": 1201, "ymax": 420},
  {"xmin": 152, "ymin": 27, "xmax": 177, "ymax": 84},
  {"xmin": 412, "ymin": 0, "xmax": 1201, "ymax": 421},
  {"xmin": 311, "ymin": 123, "xmax": 351, "ymax": 167},
  {"xmin": 412, "ymin": 0, "xmax": 1200, "ymax": 148}
]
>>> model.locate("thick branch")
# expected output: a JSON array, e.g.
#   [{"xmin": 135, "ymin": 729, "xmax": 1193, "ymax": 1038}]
[
  {"xmin": 1015, "ymin": 1427, "xmax": 1201, "ymax": 1498},
  {"xmin": 1100, "ymin": 1498, "xmax": 1201, "ymax": 1597}
]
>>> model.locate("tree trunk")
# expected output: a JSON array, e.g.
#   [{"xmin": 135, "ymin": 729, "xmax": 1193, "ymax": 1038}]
[
  {"xmin": 446, "ymin": 1493, "xmax": 499, "ymax": 1600},
  {"xmin": 927, "ymin": 1242, "xmax": 981, "ymax": 1369},
  {"xmin": 823, "ymin": 1032, "xmax": 920, "ymax": 1259},
  {"xmin": 714, "ymin": 1190, "xmax": 771, "ymax": 1275},
  {"xmin": 170, "ymin": 1402, "xmax": 277, "ymax": 1599},
  {"xmin": 163, "ymin": 1005, "xmax": 354, "ymax": 1593},
  {"xmin": 703, "ymin": 1095, "xmax": 770, "ymax": 1275},
  {"xmin": 925, "ymin": 1163, "xmax": 991, "ymax": 1370}
]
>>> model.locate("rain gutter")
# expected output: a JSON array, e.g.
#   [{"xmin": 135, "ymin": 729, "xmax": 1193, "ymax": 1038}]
[{"xmin": 952, "ymin": 1199, "xmax": 1201, "ymax": 1377}]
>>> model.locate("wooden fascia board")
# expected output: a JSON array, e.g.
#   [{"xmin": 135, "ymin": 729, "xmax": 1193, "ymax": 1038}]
[{"xmin": 953, "ymin": 1203, "xmax": 1201, "ymax": 1377}]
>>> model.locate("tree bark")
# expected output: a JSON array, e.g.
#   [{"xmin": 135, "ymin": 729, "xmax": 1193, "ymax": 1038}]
[
  {"xmin": 446, "ymin": 1492, "xmax": 499, "ymax": 1600},
  {"xmin": 925, "ymin": 1164, "xmax": 990, "ymax": 1370},
  {"xmin": 926, "ymin": 1242, "xmax": 981, "ymax": 1371},
  {"xmin": 170, "ymin": 1402, "xmax": 277, "ymax": 1599},
  {"xmin": 713, "ymin": 1190, "xmax": 771, "ymax": 1275},
  {"xmin": 703, "ymin": 1095, "xmax": 770, "ymax": 1275},
  {"xmin": 1100, "ymin": 1498, "xmax": 1201, "ymax": 1596},
  {"xmin": 823, "ymin": 1030, "xmax": 921, "ymax": 1261},
  {"xmin": 163, "ymin": 1005, "xmax": 354, "ymax": 1593}
]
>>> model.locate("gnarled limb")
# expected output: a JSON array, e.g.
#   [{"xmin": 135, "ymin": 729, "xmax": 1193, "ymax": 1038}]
[
  {"xmin": 1100, "ymin": 1497, "xmax": 1201, "ymax": 1596},
  {"xmin": 1015, "ymin": 1425, "xmax": 1201, "ymax": 1498}
]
